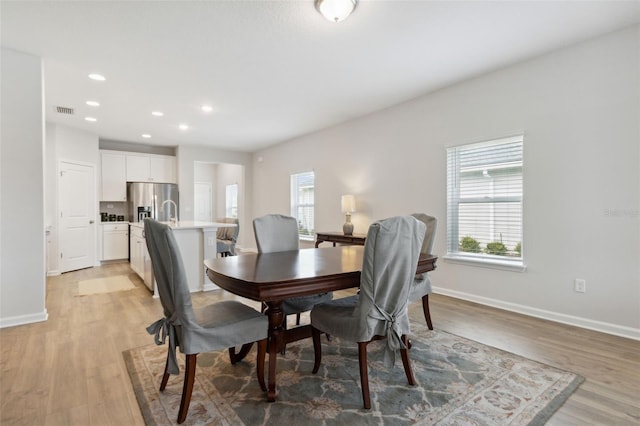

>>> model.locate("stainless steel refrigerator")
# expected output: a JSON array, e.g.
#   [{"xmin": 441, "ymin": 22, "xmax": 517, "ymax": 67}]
[{"xmin": 127, "ymin": 182, "xmax": 179, "ymax": 222}]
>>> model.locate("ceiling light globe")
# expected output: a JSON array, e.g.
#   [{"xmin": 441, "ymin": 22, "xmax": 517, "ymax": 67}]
[{"xmin": 315, "ymin": 0, "xmax": 357, "ymax": 23}]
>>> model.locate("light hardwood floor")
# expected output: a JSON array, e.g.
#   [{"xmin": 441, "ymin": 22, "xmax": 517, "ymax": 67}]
[{"xmin": 1, "ymin": 262, "xmax": 638, "ymax": 425}]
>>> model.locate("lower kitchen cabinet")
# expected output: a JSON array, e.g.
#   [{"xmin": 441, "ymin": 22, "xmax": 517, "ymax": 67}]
[
  {"xmin": 102, "ymin": 223, "xmax": 129, "ymax": 260},
  {"xmin": 129, "ymin": 223, "xmax": 155, "ymax": 292}
]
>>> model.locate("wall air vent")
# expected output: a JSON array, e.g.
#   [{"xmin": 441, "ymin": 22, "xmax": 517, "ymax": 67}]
[{"xmin": 56, "ymin": 106, "xmax": 74, "ymax": 115}]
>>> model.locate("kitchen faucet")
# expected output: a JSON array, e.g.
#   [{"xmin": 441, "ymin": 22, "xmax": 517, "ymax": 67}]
[{"xmin": 161, "ymin": 199, "xmax": 179, "ymax": 224}]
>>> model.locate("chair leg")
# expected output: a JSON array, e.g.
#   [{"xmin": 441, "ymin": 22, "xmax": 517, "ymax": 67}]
[
  {"xmin": 280, "ymin": 317, "xmax": 288, "ymax": 355},
  {"xmin": 159, "ymin": 350, "xmax": 171, "ymax": 391},
  {"xmin": 256, "ymin": 338, "xmax": 267, "ymax": 392},
  {"xmin": 400, "ymin": 335, "xmax": 416, "ymax": 386},
  {"xmin": 358, "ymin": 342, "xmax": 371, "ymax": 409},
  {"xmin": 229, "ymin": 342, "xmax": 254, "ymax": 365},
  {"xmin": 177, "ymin": 353, "xmax": 197, "ymax": 424},
  {"xmin": 311, "ymin": 327, "xmax": 322, "ymax": 374},
  {"xmin": 422, "ymin": 294, "xmax": 433, "ymax": 330}
]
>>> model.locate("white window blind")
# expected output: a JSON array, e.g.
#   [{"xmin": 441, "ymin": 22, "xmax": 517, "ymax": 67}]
[
  {"xmin": 225, "ymin": 183, "xmax": 238, "ymax": 218},
  {"xmin": 447, "ymin": 135, "xmax": 523, "ymax": 266},
  {"xmin": 290, "ymin": 171, "xmax": 315, "ymax": 240}
]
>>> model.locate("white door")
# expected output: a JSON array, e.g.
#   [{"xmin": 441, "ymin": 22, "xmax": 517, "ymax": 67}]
[
  {"xmin": 59, "ymin": 161, "xmax": 96, "ymax": 273},
  {"xmin": 194, "ymin": 182, "xmax": 213, "ymax": 222}
]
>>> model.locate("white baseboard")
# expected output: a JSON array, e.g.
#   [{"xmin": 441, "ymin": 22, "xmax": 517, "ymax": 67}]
[
  {"xmin": 47, "ymin": 270, "xmax": 60, "ymax": 276},
  {"xmin": 0, "ymin": 309, "xmax": 48, "ymax": 329},
  {"xmin": 433, "ymin": 286, "xmax": 640, "ymax": 341},
  {"xmin": 237, "ymin": 247, "xmax": 257, "ymax": 254},
  {"xmin": 202, "ymin": 283, "xmax": 221, "ymax": 292}
]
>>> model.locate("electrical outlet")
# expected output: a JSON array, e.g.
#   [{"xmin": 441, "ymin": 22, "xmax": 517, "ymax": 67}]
[
  {"xmin": 574, "ymin": 278, "xmax": 586, "ymax": 293},
  {"xmin": 207, "ymin": 236, "xmax": 214, "ymax": 247}
]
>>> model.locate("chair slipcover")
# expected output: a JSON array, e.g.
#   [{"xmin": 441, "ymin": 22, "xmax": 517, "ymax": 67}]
[
  {"xmin": 310, "ymin": 216, "xmax": 425, "ymax": 366},
  {"xmin": 253, "ymin": 214, "xmax": 332, "ymax": 314},
  {"xmin": 408, "ymin": 213, "xmax": 437, "ymax": 303},
  {"xmin": 216, "ymin": 217, "xmax": 239, "ymax": 256},
  {"xmin": 144, "ymin": 219, "xmax": 268, "ymax": 375}
]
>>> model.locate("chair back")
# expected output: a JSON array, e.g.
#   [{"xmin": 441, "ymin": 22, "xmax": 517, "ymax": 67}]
[
  {"xmin": 253, "ymin": 214, "xmax": 299, "ymax": 253},
  {"xmin": 354, "ymin": 216, "xmax": 425, "ymax": 351},
  {"xmin": 144, "ymin": 219, "xmax": 198, "ymax": 334},
  {"xmin": 411, "ymin": 213, "xmax": 437, "ymax": 254},
  {"xmin": 216, "ymin": 217, "xmax": 239, "ymax": 241}
]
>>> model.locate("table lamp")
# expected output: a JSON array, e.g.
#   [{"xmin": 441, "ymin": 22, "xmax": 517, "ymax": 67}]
[{"xmin": 341, "ymin": 194, "xmax": 356, "ymax": 235}]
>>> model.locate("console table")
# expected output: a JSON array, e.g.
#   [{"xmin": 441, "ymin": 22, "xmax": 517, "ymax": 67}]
[{"xmin": 315, "ymin": 231, "xmax": 367, "ymax": 248}]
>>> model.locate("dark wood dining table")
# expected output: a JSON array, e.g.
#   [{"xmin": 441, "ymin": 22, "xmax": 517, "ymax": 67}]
[{"xmin": 204, "ymin": 245, "xmax": 437, "ymax": 402}]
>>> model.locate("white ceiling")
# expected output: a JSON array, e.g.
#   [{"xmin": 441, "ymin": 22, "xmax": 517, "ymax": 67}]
[{"xmin": 2, "ymin": 1, "xmax": 639, "ymax": 152}]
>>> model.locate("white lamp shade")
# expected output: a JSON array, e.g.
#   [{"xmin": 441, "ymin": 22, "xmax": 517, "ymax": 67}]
[
  {"xmin": 315, "ymin": 0, "xmax": 357, "ymax": 23},
  {"xmin": 341, "ymin": 194, "xmax": 356, "ymax": 213}
]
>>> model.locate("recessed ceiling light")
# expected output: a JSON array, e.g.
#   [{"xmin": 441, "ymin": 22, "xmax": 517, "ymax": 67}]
[
  {"xmin": 88, "ymin": 73, "xmax": 106, "ymax": 81},
  {"xmin": 151, "ymin": 111, "xmax": 164, "ymax": 117},
  {"xmin": 141, "ymin": 134, "xmax": 151, "ymax": 138},
  {"xmin": 179, "ymin": 124, "xmax": 189, "ymax": 130},
  {"xmin": 85, "ymin": 117, "xmax": 97, "ymax": 122},
  {"xmin": 201, "ymin": 105, "xmax": 213, "ymax": 113},
  {"xmin": 86, "ymin": 100, "xmax": 100, "ymax": 107}
]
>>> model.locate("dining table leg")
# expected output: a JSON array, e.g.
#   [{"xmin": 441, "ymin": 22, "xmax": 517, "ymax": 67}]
[{"xmin": 264, "ymin": 301, "xmax": 284, "ymax": 402}]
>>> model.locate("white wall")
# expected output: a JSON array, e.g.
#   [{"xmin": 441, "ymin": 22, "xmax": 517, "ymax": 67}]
[
  {"xmin": 177, "ymin": 145, "xmax": 252, "ymax": 248},
  {"xmin": 252, "ymin": 26, "xmax": 640, "ymax": 338},
  {"xmin": 0, "ymin": 48, "xmax": 47, "ymax": 327},
  {"xmin": 44, "ymin": 123, "xmax": 100, "ymax": 275}
]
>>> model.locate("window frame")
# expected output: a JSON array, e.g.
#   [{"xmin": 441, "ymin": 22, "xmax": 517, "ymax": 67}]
[
  {"xmin": 445, "ymin": 135, "xmax": 526, "ymax": 272},
  {"xmin": 225, "ymin": 183, "xmax": 238, "ymax": 218},
  {"xmin": 290, "ymin": 171, "xmax": 315, "ymax": 241}
]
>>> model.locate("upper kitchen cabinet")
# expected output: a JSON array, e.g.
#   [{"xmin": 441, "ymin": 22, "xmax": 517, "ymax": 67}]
[
  {"xmin": 126, "ymin": 153, "xmax": 176, "ymax": 183},
  {"xmin": 100, "ymin": 151, "xmax": 127, "ymax": 201}
]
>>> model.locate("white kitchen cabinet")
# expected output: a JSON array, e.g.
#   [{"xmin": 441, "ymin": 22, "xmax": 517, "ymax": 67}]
[
  {"xmin": 102, "ymin": 223, "xmax": 129, "ymax": 260},
  {"xmin": 129, "ymin": 224, "xmax": 145, "ymax": 276},
  {"xmin": 101, "ymin": 151, "xmax": 127, "ymax": 201},
  {"xmin": 126, "ymin": 153, "xmax": 176, "ymax": 183}
]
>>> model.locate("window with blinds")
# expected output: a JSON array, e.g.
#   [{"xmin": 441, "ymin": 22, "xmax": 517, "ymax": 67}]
[
  {"xmin": 447, "ymin": 135, "xmax": 523, "ymax": 266},
  {"xmin": 291, "ymin": 171, "xmax": 315, "ymax": 240}
]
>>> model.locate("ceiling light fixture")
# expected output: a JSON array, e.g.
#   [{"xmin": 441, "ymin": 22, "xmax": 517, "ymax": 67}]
[
  {"xmin": 151, "ymin": 111, "xmax": 164, "ymax": 117},
  {"xmin": 86, "ymin": 100, "xmax": 100, "ymax": 107},
  {"xmin": 315, "ymin": 0, "xmax": 357, "ymax": 23},
  {"xmin": 201, "ymin": 105, "xmax": 213, "ymax": 113},
  {"xmin": 142, "ymin": 134, "xmax": 151, "ymax": 138},
  {"xmin": 179, "ymin": 124, "xmax": 189, "ymax": 130},
  {"xmin": 88, "ymin": 73, "xmax": 106, "ymax": 81},
  {"xmin": 85, "ymin": 117, "xmax": 97, "ymax": 122}
]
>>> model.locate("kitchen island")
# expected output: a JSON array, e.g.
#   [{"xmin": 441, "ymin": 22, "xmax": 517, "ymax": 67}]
[{"xmin": 129, "ymin": 221, "xmax": 236, "ymax": 294}]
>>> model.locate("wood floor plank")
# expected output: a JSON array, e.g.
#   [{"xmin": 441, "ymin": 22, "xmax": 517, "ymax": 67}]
[{"xmin": 1, "ymin": 262, "xmax": 638, "ymax": 425}]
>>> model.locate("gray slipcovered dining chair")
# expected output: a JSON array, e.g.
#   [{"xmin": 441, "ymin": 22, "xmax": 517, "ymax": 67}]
[
  {"xmin": 253, "ymin": 214, "xmax": 333, "ymax": 327},
  {"xmin": 216, "ymin": 217, "xmax": 239, "ymax": 257},
  {"xmin": 144, "ymin": 219, "xmax": 268, "ymax": 424},
  {"xmin": 409, "ymin": 213, "xmax": 437, "ymax": 329},
  {"xmin": 310, "ymin": 215, "xmax": 425, "ymax": 409}
]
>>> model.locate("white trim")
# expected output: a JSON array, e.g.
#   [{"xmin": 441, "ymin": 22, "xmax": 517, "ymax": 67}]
[
  {"xmin": 433, "ymin": 286, "xmax": 640, "ymax": 341},
  {"xmin": 443, "ymin": 254, "xmax": 526, "ymax": 272},
  {"xmin": 0, "ymin": 310, "xmax": 48, "ymax": 329},
  {"xmin": 47, "ymin": 270, "xmax": 61, "ymax": 277},
  {"xmin": 444, "ymin": 131, "xmax": 525, "ymax": 150}
]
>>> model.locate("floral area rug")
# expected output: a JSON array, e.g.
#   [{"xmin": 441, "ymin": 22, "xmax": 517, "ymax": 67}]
[{"xmin": 123, "ymin": 324, "xmax": 583, "ymax": 425}]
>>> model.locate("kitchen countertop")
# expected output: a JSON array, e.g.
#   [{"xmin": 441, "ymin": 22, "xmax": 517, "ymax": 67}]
[{"xmin": 129, "ymin": 221, "xmax": 237, "ymax": 230}]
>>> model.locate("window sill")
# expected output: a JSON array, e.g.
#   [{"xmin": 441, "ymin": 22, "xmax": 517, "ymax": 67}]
[{"xmin": 443, "ymin": 254, "xmax": 527, "ymax": 272}]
